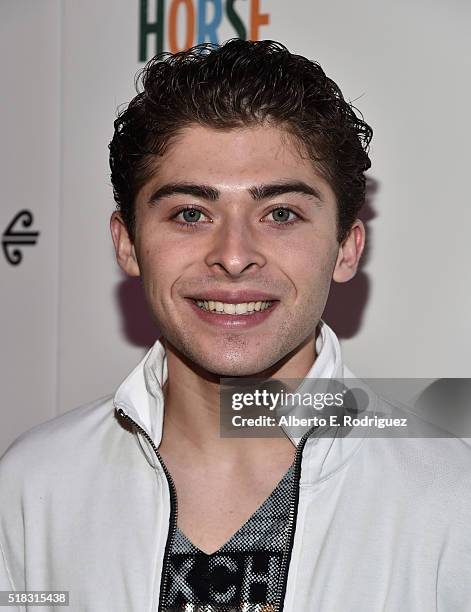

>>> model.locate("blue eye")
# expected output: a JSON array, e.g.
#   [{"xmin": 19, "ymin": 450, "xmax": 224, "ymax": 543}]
[
  {"xmin": 181, "ymin": 208, "xmax": 202, "ymax": 223},
  {"xmin": 172, "ymin": 207, "xmax": 210, "ymax": 229},
  {"xmin": 269, "ymin": 208, "xmax": 298, "ymax": 223}
]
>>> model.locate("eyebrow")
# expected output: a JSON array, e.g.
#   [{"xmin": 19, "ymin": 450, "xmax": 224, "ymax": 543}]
[
  {"xmin": 149, "ymin": 183, "xmax": 219, "ymax": 203},
  {"xmin": 148, "ymin": 180, "xmax": 323, "ymax": 205},
  {"xmin": 249, "ymin": 181, "xmax": 323, "ymax": 202}
]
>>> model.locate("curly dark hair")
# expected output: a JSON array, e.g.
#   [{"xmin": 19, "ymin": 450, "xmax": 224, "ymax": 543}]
[{"xmin": 109, "ymin": 39, "xmax": 372, "ymax": 243}]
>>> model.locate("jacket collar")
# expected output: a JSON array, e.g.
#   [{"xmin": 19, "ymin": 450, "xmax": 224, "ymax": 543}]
[{"xmin": 113, "ymin": 320, "xmax": 366, "ymax": 482}]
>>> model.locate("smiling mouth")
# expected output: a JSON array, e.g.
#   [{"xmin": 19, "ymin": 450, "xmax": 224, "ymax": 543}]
[{"xmin": 192, "ymin": 299, "xmax": 275, "ymax": 315}]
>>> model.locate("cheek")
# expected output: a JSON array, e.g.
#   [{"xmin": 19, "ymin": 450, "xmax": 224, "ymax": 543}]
[
  {"xmin": 283, "ymin": 232, "xmax": 338, "ymax": 287},
  {"xmin": 137, "ymin": 235, "xmax": 195, "ymax": 300}
]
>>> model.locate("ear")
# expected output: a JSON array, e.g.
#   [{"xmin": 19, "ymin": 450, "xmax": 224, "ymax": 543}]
[
  {"xmin": 332, "ymin": 219, "xmax": 365, "ymax": 283},
  {"xmin": 110, "ymin": 211, "xmax": 140, "ymax": 277}
]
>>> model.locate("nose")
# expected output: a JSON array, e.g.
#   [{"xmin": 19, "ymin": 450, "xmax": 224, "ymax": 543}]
[{"xmin": 204, "ymin": 219, "xmax": 267, "ymax": 276}]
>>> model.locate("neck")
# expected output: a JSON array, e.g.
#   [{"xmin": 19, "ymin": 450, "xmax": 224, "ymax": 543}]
[{"xmin": 159, "ymin": 331, "xmax": 318, "ymax": 466}]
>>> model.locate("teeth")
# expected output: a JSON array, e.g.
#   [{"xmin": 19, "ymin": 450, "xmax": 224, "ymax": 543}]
[{"xmin": 195, "ymin": 300, "xmax": 273, "ymax": 315}]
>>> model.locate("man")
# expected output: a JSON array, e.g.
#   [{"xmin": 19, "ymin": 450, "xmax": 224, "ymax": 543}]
[{"xmin": 1, "ymin": 39, "xmax": 470, "ymax": 611}]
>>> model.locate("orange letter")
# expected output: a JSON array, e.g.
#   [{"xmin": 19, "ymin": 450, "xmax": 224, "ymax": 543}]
[
  {"xmin": 168, "ymin": 0, "xmax": 195, "ymax": 52},
  {"xmin": 250, "ymin": 0, "xmax": 270, "ymax": 40}
]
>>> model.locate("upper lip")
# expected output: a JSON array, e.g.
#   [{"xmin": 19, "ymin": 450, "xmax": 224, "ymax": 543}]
[{"xmin": 187, "ymin": 291, "xmax": 279, "ymax": 303}]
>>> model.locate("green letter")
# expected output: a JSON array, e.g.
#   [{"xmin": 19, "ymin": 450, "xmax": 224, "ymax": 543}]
[
  {"xmin": 139, "ymin": 0, "xmax": 165, "ymax": 62},
  {"xmin": 226, "ymin": 0, "xmax": 246, "ymax": 39}
]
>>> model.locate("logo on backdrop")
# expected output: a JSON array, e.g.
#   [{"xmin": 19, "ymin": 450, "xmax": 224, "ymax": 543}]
[
  {"xmin": 2, "ymin": 210, "xmax": 40, "ymax": 266},
  {"xmin": 139, "ymin": 0, "xmax": 270, "ymax": 61}
]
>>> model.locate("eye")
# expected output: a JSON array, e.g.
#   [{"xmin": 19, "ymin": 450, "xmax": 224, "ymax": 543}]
[
  {"xmin": 172, "ymin": 206, "xmax": 210, "ymax": 226},
  {"xmin": 181, "ymin": 208, "xmax": 202, "ymax": 223},
  {"xmin": 266, "ymin": 207, "xmax": 300, "ymax": 224}
]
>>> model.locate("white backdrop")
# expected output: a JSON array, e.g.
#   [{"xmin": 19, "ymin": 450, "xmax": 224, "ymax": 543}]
[{"xmin": 2, "ymin": 0, "xmax": 470, "ymax": 455}]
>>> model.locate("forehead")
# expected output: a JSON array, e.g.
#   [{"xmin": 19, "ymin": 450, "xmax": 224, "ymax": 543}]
[{"xmin": 142, "ymin": 123, "xmax": 333, "ymax": 196}]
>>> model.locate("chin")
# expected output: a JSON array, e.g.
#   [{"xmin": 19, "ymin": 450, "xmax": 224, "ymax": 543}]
[
  {"xmin": 164, "ymin": 330, "xmax": 287, "ymax": 378},
  {"xmin": 199, "ymin": 354, "xmax": 278, "ymax": 378},
  {"xmin": 209, "ymin": 365, "xmax": 262, "ymax": 378}
]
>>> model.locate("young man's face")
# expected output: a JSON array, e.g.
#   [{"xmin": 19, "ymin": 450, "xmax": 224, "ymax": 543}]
[{"xmin": 111, "ymin": 124, "xmax": 363, "ymax": 376}]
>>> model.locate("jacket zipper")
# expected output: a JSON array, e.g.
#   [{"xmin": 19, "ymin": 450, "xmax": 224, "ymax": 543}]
[
  {"xmin": 116, "ymin": 408, "xmax": 178, "ymax": 612},
  {"xmin": 274, "ymin": 425, "xmax": 318, "ymax": 612},
  {"xmin": 118, "ymin": 406, "xmax": 317, "ymax": 612}
]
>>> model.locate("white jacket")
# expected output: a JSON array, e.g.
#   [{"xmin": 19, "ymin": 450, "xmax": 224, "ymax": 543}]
[{"xmin": 1, "ymin": 323, "xmax": 471, "ymax": 611}]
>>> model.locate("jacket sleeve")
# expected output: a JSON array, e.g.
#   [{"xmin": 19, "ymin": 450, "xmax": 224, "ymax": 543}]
[
  {"xmin": 0, "ymin": 536, "xmax": 15, "ymax": 588},
  {"xmin": 436, "ymin": 470, "xmax": 471, "ymax": 611},
  {"xmin": 0, "ymin": 531, "xmax": 22, "ymax": 612},
  {"xmin": 0, "ymin": 440, "xmax": 26, "ymax": 612}
]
